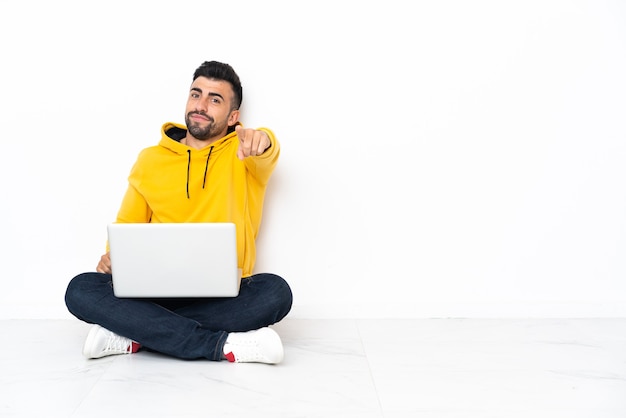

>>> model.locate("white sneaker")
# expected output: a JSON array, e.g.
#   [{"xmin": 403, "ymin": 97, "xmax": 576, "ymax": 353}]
[
  {"xmin": 223, "ymin": 327, "xmax": 284, "ymax": 364},
  {"xmin": 82, "ymin": 325, "xmax": 139, "ymax": 359}
]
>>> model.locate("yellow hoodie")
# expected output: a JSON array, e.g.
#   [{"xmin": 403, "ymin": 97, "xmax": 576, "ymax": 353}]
[{"xmin": 113, "ymin": 122, "xmax": 280, "ymax": 277}]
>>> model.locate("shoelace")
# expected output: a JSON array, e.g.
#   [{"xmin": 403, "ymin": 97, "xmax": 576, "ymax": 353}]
[{"xmin": 103, "ymin": 332, "xmax": 131, "ymax": 354}]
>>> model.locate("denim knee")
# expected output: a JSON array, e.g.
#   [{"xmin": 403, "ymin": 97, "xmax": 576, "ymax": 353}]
[
  {"xmin": 264, "ymin": 273, "xmax": 293, "ymax": 322},
  {"xmin": 64, "ymin": 272, "xmax": 109, "ymax": 320}
]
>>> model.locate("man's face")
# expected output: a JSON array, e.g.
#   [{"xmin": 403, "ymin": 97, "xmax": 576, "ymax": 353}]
[{"xmin": 184, "ymin": 77, "xmax": 239, "ymax": 141}]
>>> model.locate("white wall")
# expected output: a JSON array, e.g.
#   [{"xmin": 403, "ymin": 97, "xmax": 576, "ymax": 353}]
[{"xmin": 1, "ymin": 0, "xmax": 625, "ymax": 319}]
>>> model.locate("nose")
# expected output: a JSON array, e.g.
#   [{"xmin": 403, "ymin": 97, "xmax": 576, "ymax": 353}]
[{"xmin": 194, "ymin": 97, "xmax": 209, "ymax": 112}]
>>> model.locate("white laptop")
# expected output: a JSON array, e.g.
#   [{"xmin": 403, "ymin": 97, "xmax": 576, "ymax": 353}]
[{"xmin": 107, "ymin": 222, "xmax": 242, "ymax": 298}]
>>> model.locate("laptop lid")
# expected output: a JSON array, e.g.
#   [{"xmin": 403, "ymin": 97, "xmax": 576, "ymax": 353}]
[{"xmin": 107, "ymin": 222, "xmax": 242, "ymax": 298}]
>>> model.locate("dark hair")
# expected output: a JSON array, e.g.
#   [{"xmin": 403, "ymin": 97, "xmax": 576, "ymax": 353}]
[{"xmin": 193, "ymin": 61, "xmax": 243, "ymax": 110}]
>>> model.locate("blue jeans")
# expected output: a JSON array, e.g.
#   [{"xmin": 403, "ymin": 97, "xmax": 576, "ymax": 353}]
[{"xmin": 65, "ymin": 272, "xmax": 293, "ymax": 360}]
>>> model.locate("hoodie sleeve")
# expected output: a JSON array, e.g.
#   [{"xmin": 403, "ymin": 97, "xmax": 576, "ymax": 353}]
[
  {"xmin": 115, "ymin": 153, "xmax": 154, "ymax": 224},
  {"xmin": 104, "ymin": 178, "xmax": 152, "ymax": 252},
  {"xmin": 115, "ymin": 183, "xmax": 153, "ymax": 223}
]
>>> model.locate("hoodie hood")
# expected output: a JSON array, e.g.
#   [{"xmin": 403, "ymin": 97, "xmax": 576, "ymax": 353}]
[{"xmin": 159, "ymin": 121, "xmax": 240, "ymax": 155}]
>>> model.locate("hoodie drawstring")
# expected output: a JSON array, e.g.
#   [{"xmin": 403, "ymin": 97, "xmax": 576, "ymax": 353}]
[
  {"xmin": 186, "ymin": 150, "xmax": 191, "ymax": 199},
  {"xmin": 185, "ymin": 146, "xmax": 214, "ymax": 199},
  {"xmin": 202, "ymin": 146, "xmax": 213, "ymax": 189}
]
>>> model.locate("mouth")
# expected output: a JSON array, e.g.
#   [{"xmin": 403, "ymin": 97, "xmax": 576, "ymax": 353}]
[{"xmin": 189, "ymin": 112, "xmax": 211, "ymax": 122}]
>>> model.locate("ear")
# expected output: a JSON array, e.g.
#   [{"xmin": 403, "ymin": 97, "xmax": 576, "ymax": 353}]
[{"xmin": 227, "ymin": 109, "xmax": 240, "ymax": 126}]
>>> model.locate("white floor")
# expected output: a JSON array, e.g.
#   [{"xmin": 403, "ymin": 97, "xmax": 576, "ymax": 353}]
[{"xmin": 2, "ymin": 318, "xmax": 626, "ymax": 418}]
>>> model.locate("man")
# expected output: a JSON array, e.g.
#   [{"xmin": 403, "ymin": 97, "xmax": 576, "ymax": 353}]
[{"xmin": 65, "ymin": 61, "xmax": 293, "ymax": 364}]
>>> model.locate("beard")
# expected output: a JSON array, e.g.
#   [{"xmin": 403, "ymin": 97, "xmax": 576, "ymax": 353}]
[{"xmin": 185, "ymin": 112, "xmax": 228, "ymax": 141}]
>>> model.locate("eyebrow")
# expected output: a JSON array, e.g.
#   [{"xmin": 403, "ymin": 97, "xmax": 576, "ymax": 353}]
[{"xmin": 190, "ymin": 87, "xmax": 225, "ymax": 101}]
